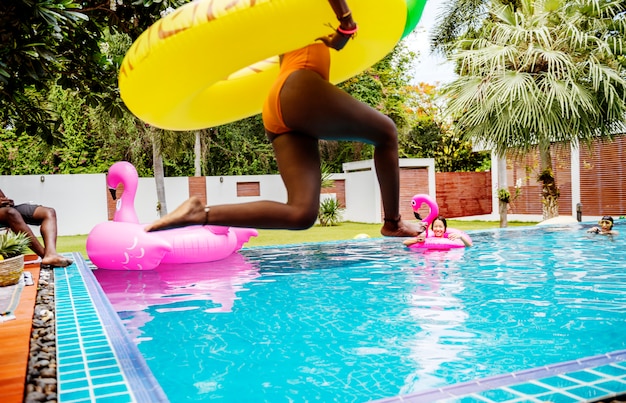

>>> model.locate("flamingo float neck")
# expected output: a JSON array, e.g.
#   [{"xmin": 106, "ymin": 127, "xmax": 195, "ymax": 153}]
[
  {"xmin": 107, "ymin": 161, "xmax": 140, "ymax": 224},
  {"xmin": 410, "ymin": 193, "xmax": 439, "ymax": 226}
]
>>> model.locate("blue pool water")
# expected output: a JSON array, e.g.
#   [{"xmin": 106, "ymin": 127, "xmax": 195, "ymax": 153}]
[{"xmin": 94, "ymin": 222, "xmax": 626, "ymax": 402}]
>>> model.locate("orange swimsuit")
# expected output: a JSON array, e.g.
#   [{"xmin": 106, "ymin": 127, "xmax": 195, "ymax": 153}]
[{"xmin": 262, "ymin": 43, "xmax": 331, "ymax": 135}]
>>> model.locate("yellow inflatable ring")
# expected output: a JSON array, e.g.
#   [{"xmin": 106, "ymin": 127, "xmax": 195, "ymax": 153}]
[{"xmin": 119, "ymin": 0, "xmax": 427, "ymax": 131}]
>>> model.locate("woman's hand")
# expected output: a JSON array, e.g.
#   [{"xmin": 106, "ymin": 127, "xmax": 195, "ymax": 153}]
[
  {"xmin": 317, "ymin": 13, "xmax": 357, "ymax": 51},
  {"xmin": 321, "ymin": 1, "xmax": 357, "ymax": 50},
  {"xmin": 317, "ymin": 28, "xmax": 353, "ymax": 50}
]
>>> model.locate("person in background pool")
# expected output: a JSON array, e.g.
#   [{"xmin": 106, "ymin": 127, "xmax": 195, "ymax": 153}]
[
  {"xmin": 403, "ymin": 216, "xmax": 473, "ymax": 247},
  {"xmin": 145, "ymin": 0, "xmax": 426, "ymax": 238},
  {"xmin": 587, "ymin": 216, "xmax": 619, "ymax": 235}
]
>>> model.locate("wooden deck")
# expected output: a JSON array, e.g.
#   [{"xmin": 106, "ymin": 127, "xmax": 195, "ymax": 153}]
[{"xmin": 0, "ymin": 258, "xmax": 40, "ymax": 403}]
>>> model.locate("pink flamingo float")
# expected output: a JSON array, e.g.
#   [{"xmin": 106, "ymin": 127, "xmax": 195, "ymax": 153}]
[
  {"xmin": 86, "ymin": 161, "xmax": 258, "ymax": 270},
  {"xmin": 409, "ymin": 193, "xmax": 471, "ymax": 251}
]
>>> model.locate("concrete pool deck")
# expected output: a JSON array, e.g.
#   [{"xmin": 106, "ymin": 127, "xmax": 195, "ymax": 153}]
[{"xmin": 0, "ymin": 260, "xmax": 40, "ymax": 403}]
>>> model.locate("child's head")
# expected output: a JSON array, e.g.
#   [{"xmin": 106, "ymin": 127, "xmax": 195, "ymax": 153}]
[
  {"xmin": 431, "ymin": 216, "xmax": 447, "ymax": 237},
  {"xmin": 599, "ymin": 216, "xmax": 614, "ymax": 230}
]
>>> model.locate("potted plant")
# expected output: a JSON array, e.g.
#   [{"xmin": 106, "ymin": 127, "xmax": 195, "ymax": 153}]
[{"xmin": 0, "ymin": 230, "xmax": 31, "ymax": 286}]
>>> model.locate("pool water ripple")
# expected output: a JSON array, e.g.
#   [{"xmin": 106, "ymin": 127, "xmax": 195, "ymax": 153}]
[{"xmin": 94, "ymin": 223, "xmax": 626, "ymax": 402}]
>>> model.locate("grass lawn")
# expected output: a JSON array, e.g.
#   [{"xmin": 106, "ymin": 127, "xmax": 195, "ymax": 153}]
[{"xmin": 55, "ymin": 220, "xmax": 536, "ymax": 259}]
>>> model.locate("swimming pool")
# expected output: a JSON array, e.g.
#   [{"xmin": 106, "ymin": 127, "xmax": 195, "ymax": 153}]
[{"xmin": 93, "ymin": 222, "xmax": 626, "ymax": 402}]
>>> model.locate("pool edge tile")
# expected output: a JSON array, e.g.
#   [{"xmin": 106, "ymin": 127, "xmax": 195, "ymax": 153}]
[
  {"xmin": 55, "ymin": 253, "xmax": 169, "ymax": 403},
  {"xmin": 368, "ymin": 349, "xmax": 626, "ymax": 403}
]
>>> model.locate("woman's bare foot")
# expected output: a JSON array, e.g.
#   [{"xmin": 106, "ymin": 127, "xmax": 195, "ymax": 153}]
[
  {"xmin": 42, "ymin": 255, "xmax": 74, "ymax": 268},
  {"xmin": 145, "ymin": 197, "xmax": 207, "ymax": 232},
  {"xmin": 381, "ymin": 219, "xmax": 427, "ymax": 237}
]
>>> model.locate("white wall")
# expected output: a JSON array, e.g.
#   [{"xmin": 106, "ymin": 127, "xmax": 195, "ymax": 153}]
[
  {"xmin": 0, "ymin": 173, "xmax": 107, "ymax": 236},
  {"xmin": 342, "ymin": 158, "xmax": 437, "ymax": 224},
  {"xmin": 343, "ymin": 168, "xmax": 380, "ymax": 223},
  {"xmin": 0, "ymin": 158, "xmax": 435, "ymax": 236},
  {"xmin": 0, "ymin": 173, "xmax": 295, "ymax": 235},
  {"xmin": 570, "ymin": 143, "xmax": 581, "ymax": 217},
  {"xmin": 134, "ymin": 176, "xmax": 190, "ymax": 224},
  {"xmin": 206, "ymin": 175, "xmax": 287, "ymax": 205}
]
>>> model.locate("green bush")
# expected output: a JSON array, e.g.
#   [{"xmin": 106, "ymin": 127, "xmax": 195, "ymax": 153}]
[{"xmin": 318, "ymin": 198, "xmax": 343, "ymax": 227}]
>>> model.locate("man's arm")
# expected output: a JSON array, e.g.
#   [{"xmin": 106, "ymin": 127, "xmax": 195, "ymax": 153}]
[{"xmin": 0, "ymin": 189, "xmax": 14, "ymax": 208}]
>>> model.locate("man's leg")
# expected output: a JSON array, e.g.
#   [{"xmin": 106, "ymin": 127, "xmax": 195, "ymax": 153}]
[
  {"xmin": 30, "ymin": 206, "xmax": 73, "ymax": 267},
  {"xmin": 0, "ymin": 206, "xmax": 47, "ymax": 256}
]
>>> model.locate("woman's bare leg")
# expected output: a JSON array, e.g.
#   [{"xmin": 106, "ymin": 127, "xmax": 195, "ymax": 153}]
[
  {"xmin": 147, "ymin": 70, "xmax": 425, "ymax": 237},
  {"xmin": 146, "ymin": 133, "xmax": 322, "ymax": 231},
  {"xmin": 280, "ymin": 70, "xmax": 425, "ymax": 237}
]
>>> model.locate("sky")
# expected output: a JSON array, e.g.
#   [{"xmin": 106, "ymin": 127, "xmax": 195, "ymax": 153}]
[{"xmin": 403, "ymin": 0, "xmax": 457, "ymax": 86}]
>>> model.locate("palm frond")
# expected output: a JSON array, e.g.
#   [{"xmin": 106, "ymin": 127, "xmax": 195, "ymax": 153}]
[{"xmin": 442, "ymin": 0, "xmax": 626, "ymax": 157}]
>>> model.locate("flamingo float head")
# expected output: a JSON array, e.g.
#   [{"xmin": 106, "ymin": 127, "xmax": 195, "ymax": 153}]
[
  {"xmin": 410, "ymin": 194, "xmax": 439, "ymax": 226},
  {"xmin": 107, "ymin": 161, "xmax": 140, "ymax": 223}
]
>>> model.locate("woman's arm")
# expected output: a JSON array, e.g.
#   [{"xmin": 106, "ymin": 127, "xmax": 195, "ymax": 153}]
[
  {"xmin": 317, "ymin": 0, "xmax": 357, "ymax": 50},
  {"xmin": 327, "ymin": 0, "xmax": 354, "ymax": 25}
]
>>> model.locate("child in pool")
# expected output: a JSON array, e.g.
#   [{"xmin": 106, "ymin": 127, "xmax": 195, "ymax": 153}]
[
  {"xmin": 587, "ymin": 216, "xmax": 619, "ymax": 235},
  {"xmin": 403, "ymin": 216, "xmax": 473, "ymax": 247}
]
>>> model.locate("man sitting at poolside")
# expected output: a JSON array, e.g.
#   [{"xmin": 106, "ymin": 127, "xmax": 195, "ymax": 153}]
[
  {"xmin": 0, "ymin": 188, "xmax": 73, "ymax": 268},
  {"xmin": 587, "ymin": 215, "xmax": 619, "ymax": 235}
]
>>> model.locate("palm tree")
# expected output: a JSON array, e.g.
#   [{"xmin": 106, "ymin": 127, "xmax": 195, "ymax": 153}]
[
  {"xmin": 442, "ymin": 0, "xmax": 626, "ymax": 220},
  {"xmin": 431, "ymin": 0, "xmax": 494, "ymax": 56}
]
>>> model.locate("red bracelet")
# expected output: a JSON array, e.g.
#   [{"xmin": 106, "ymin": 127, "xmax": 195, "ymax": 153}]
[{"xmin": 337, "ymin": 24, "xmax": 358, "ymax": 36}]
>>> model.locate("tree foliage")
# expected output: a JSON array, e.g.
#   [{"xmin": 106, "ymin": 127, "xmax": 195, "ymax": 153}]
[
  {"xmin": 431, "ymin": 0, "xmax": 493, "ymax": 56},
  {"xmin": 0, "ymin": 1, "xmax": 487, "ymax": 177},
  {"xmin": 204, "ymin": 116, "xmax": 278, "ymax": 176},
  {"xmin": 0, "ymin": 0, "xmax": 185, "ymax": 143},
  {"xmin": 0, "ymin": 0, "xmax": 88, "ymax": 142},
  {"xmin": 321, "ymin": 42, "xmax": 418, "ymax": 172},
  {"xmin": 399, "ymin": 83, "xmax": 490, "ymax": 172},
  {"xmin": 443, "ymin": 0, "xmax": 626, "ymax": 156},
  {"xmin": 441, "ymin": 0, "xmax": 626, "ymax": 217}
]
